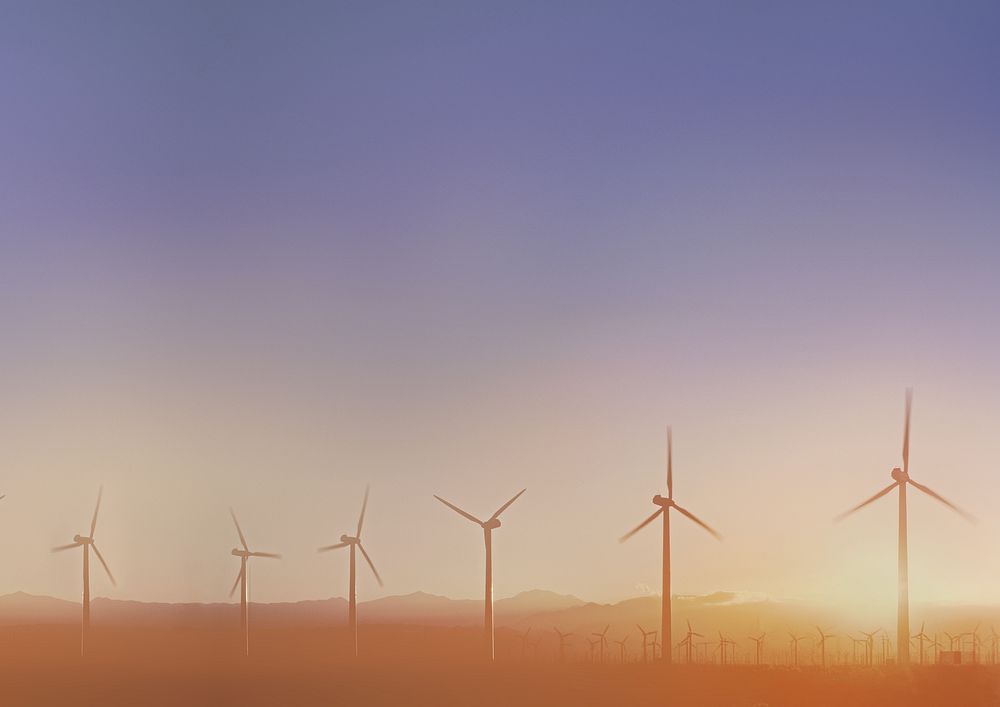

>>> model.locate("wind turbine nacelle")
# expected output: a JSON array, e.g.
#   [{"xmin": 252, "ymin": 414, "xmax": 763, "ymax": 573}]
[
  {"xmin": 484, "ymin": 518, "xmax": 501, "ymax": 530},
  {"xmin": 340, "ymin": 534, "xmax": 357, "ymax": 544},
  {"xmin": 891, "ymin": 467, "xmax": 907, "ymax": 482},
  {"xmin": 232, "ymin": 549, "xmax": 248, "ymax": 557},
  {"xmin": 73, "ymin": 534, "xmax": 92, "ymax": 545},
  {"xmin": 652, "ymin": 495, "xmax": 673, "ymax": 508}
]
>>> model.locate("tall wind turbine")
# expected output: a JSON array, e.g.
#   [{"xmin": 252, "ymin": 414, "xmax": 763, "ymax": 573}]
[
  {"xmin": 317, "ymin": 485, "xmax": 383, "ymax": 657},
  {"xmin": 835, "ymin": 389, "xmax": 975, "ymax": 667},
  {"xmin": 52, "ymin": 486, "xmax": 116, "ymax": 656},
  {"xmin": 619, "ymin": 428, "xmax": 722, "ymax": 665},
  {"xmin": 434, "ymin": 488, "xmax": 526, "ymax": 661},
  {"xmin": 229, "ymin": 508, "xmax": 281, "ymax": 656}
]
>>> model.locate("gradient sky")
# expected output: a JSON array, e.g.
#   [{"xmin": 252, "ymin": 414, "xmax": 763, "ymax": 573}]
[{"xmin": 1, "ymin": 2, "xmax": 1000, "ymax": 614}]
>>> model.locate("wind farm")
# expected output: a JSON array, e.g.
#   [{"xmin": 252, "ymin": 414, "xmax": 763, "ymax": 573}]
[
  {"xmin": 4, "ymin": 0, "xmax": 1000, "ymax": 704},
  {"xmin": 1, "ymin": 391, "xmax": 995, "ymax": 705}
]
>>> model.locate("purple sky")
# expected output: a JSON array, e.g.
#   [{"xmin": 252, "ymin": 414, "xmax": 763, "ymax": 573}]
[{"xmin": 1, "ymin": 2, "xmax": 999, "ymax": 609}]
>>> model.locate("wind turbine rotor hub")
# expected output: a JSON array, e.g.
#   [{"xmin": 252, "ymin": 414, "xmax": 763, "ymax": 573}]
[
  {"xmin": 484, "ymin": 518, "xmax": 501, "ymax": 529},
  {"xmin": 652, "ymin": 495, "xmax": 673, "ymax": 508},
  {"xmin": 890, "ymin": 467, "xmax": 908, "ymax": 482}
]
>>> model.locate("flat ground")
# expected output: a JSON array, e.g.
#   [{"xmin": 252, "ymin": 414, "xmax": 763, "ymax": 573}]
[{"xmin": 1, "ymin": 625, "xmax": 998, "ymax": 706}]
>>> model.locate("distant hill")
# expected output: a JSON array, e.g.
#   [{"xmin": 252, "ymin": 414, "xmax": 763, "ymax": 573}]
[
  {"xmin": 0, "ymin": 588, "xmax": 994, "ymax": 653},
  {"xmin": 0, "ymin": 589, "xmax": 584, "ymax": 628}
]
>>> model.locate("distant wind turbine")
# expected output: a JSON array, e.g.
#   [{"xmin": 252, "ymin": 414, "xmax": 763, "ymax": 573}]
[
  {"xmin": 518, "ymin": 627, "xmax": 532, "ymax": 659},
  {"xmin": 620, "ymin": 428, "xmax": 722, "ymax": 665},
  {"xmin": 912, "ymin": 622, "xmax": 930, "ymax": 665},
  {"xmin": 815, "ymin": 627, "xmax": 835, "ymax": 669},
  {"xmin": 835, "ymin": 389, "xmax": 975, "ymax": 667},
  {"xmin": 554, "ymin": 627, "xmax": 573, "ymax": 663},
  {"xmin": 434, "ymin": 488, "xmax": 526, "ymax": 662},
  {"xmin": 229, "ymin": 508, "xmax": 281, "ymax": 656},
  {"xmin": 681, "ymin": 620, "xmax": 702, "ymax": 664},
  {"xmin": 749, "ymin": 633, "xmax": 766, "ymax": 666},
  {"xmin": 636, "ymin": 624, "xmax": 658, "ymax": 663},
  {"xmin": 317, "ymin": 485, "xmax": 383, "ymax": 657},
  {"xmin": 52, "ymin": 486, "xmax": 116, "ymax": 656},
  {"xmin": 788, "ymin": 632, "xmax": 806, "ymax": 668},
  {"xmin": 615, "ymin": 635, "xmax": 629, "ymax": 663},
  {"xmin": 592, "ymin": 624, "xmax": 610, "ymax": 663}
]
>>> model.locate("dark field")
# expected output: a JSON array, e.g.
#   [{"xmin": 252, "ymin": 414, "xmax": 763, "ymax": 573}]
[{"xmin": 2, "ymin": 625, "xmax": 1000, "ymax": 706}]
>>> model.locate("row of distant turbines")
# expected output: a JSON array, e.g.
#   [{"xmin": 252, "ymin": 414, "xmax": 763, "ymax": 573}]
[
  {"xmin": 521, "ymin": 620, "xmax": 1000, "ymax": 667},
  {"xmin": 27, "ymin": 389, "xmax": 975, "ymax": 666}
]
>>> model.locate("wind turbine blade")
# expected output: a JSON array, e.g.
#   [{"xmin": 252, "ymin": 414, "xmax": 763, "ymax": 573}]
[
  {"xmin": 903, "ymin": 388, "xmax": 912, "ymax": 475},
  {"xmin": 356, "ymin": 484, "xmax": 370, "ymax": 538},
  {"xmin": 667, "ymin": 426, "xmax": 673, "ymax": 500},
  {"xmin": 833, "ymin": 482, "xmax": 898, "ymax": 522},
  {"xmin": 317, "ymin": 542, "xmax": 350, "ymax": 552},
  {"xmin": 908, "ymin": 479, "xmax": 976, "ymax": 523},
  {"xmin": 91, "ymin": 543, "xmax": 116, "ymax": 587},
  {"xmin": 490, "ymin": 488, "xmax": 526, "ymax": 521},
  {"xmin": 618, "ymin": 508, "xmax": 663, "ymax": 543},
  {"xmin": 52, "ymin": 542, "xmax": 81, "ymax": 552},
  {"xmin": 433, "ymin": 495, "xmax": 484, "ymax": 525},
  {"xmin": 252, "ymin": 552, "xmax": 282, "ymax": 559},
  {"xmin": 90, "ymin": 486, "xmax": 103, "ymax": 537},
  {"xmin": 230, "ymin": 508, "xmax": 249, "ymax": 550},
  {"xmin": 229, "ymin": 566, "xmax": 244, "ymax": 598},
  {"xmin": 673, "ymin": 504, "xmax": 723, "ymax": 540},
  {"xmin": 358, "ymin": 542, "xmax": 383, "ymax": 587}
]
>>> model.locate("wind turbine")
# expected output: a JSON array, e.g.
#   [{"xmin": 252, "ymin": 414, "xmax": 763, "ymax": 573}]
[
  {"xmin": 714, "ymin": 632, "xmax": 729, "ymax": 666},
  {"xmin": 615, "ymin": 635, "xmax": 629, "ymax": 663},
  {"xmin": 52, "ymin": 487, "xmax": 116, "ymax": 656},
  {"xmin": 228, "ymin": 508, "xmax": 281, "ymax": 656},
  {"xmin": 620, "ymin": 428, "xmax": 722, "ymax": 665},
  {"xmin": 592, "ymin": 624, "xmax": 610, "ymax": 663},
  {"xmin": 518, "ymin": 627, "xmax": 532, "ymax": 659},
  {"xmin": 317, "ymin": 485, "xmax": 383, "ymax": 657},
  {"xmin": 637, "ymin": 624, "xmax": 657, "ymax": 663},
  {"xmin": 860, "ymin": 629, "xmax": 880, "ymax": 666},
  {"xmin": 835, "ymin": 389, "xmax": 975, "ymax": 666},
  {"xmin": 553, "ymin": 627, "xmax": 573, "ymax": 663},
  {"xmin": 681, "ymin": 620, "xmax": 702, "ymax": 664},
  {"xmin": 749, "ymin": 633, "xmax": 766, "ymax": 666},
  {"xmin": 912, "ymin": 622, "xmax": 930, "ymax": 665},
  {"xmin": 789, "ymin": 633, "xmax": 806, "ymax": 668},
  {"xmin": 815, "ymin": 627, "xmax": 835, "ymax": 669},
  {"xmin": 587, "ymin": 636, "xmax": 600, "ymax": 662},
  {"xmin": 434, "ymin": 488, "xmax": 525, "ymax": 662}
]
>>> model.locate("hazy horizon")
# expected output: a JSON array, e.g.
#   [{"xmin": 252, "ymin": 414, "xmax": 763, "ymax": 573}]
[{"xmin": 2, "ymin": 1, "xmax": 1000, "ymax": 617}]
